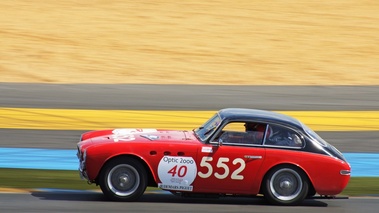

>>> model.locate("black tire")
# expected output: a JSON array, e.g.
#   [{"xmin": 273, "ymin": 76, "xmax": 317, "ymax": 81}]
[
  {"xmin": 262, "ymin": 166, "xmax": 309, "ymax": 205},
  {"xmin": 307, "ymin": 187, "xmax": 317, "ymax": 198},
  {"xmin": 99, "ymin": 157, "xmax": 147, "ymax": 201}
]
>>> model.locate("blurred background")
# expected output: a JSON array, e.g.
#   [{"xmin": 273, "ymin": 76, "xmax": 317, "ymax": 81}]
[
  {"xmin": 1, "ymin": 0, "xmax": 378, "ymax": 85},
  {"xmin": 0, "ymin": 0, "xmax": 378, "ymax": 201}
]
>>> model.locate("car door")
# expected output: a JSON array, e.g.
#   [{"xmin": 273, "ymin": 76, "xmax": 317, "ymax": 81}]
[
  {"xmin": 194, "ymin": 145, "xmax": 266, "ymax": 194},
  {"xmin": 193, "ymin": 122, "xmax": 266, "ymax": 194}
]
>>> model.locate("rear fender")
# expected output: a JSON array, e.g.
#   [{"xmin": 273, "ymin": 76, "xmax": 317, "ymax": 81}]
[{"xmin": 258, "ymin": 162, "xmax": 314, "ymax": 194}]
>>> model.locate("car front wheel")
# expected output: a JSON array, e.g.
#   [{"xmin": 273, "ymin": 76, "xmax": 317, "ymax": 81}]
[
  {"xmin": 263, "ymin": 166, "xmax": 309, "ymax": 205},
  {"xmin": 99, "ymin": 157, "xmax": 147, "ymax": 201}
]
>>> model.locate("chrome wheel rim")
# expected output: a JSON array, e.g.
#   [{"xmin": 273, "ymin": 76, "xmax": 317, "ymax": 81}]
[
  {"xmin": 107, "ymin": 164, "xmax": 140, "ymax": 196},
  {"xmin": 269, "ymin": 168, "xmax": 302, "ymax": 201}
]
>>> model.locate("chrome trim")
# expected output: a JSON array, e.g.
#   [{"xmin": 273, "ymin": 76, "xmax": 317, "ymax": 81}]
[
  {"xmin": 340, "ymin": 170, "xmax": 351, "ymax": 175},
  {"xmin": 78, "ymin": 147, "xmax": 88, "ymax": 180},
  {"xmin": 244, "ymin": 155, "xmax": 262, "ymax": 159},
  {"xmin": 76, "ymin": 148, "xmax": 81, "ymax": 159},
  {"xmin": 79, "ymin": 168, "xmax": 89, "ymax": 180}
]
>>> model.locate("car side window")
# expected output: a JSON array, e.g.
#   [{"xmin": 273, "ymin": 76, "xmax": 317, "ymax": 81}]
[
  {"xmin": 264, "ymin": 124, "xmax": 303, "ymax": 147},
  {"xmin": 214, "ymin": 122, "xmax": 266, "ymax": 145}
]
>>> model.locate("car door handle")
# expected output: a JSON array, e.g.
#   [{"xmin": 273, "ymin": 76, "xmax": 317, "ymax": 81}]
[{"xmin": 244, "ymin": 155, "xmax": 262, "ymax": 159}]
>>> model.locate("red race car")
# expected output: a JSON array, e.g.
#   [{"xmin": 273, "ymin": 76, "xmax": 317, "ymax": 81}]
[{"xmin": 77, "ymin": 108, "xmax": 350, "ymax": 205}]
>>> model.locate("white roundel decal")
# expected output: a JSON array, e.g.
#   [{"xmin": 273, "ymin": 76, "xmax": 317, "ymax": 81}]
[
  {"xmin": 111, "ymin": 129, "xmax": 157, "ymax": 142},
  {"xmin": 157, "ymin": 156, "xmax": 197, "ymax": 191},
  {"xmin": 112, "ymin": 128, "xmax": 157, "ymax": 135}
]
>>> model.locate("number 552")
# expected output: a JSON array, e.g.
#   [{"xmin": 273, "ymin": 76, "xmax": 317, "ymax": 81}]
[{"xmin": 197, "ymin": 157, "xmax": 245, "ymax": 180}]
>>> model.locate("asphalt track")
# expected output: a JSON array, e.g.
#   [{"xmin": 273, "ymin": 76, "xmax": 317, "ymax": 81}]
[
  {"xmin": 1, "ymin": 83, "xmax": 379, "ymax": 212},
  {"xmin": 1, "ymin": 83, "xmax": 379, "ymax": 110},
  {"xmin": 0, "ymin": 83, "xmax": 378, "ymax": 152},
  {"xmin": 0, "ymin": 190, "xmax": 378, "ymax": 213}
]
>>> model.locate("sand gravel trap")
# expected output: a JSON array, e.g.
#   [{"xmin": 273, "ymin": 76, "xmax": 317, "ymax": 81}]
[{"xmin": 1, "ymin": 1, "xmax": 378, "ymax": 85}]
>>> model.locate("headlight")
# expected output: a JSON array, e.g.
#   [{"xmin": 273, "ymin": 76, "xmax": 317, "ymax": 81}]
[{"xmin": 76, "ymin": 146, "xmax": 81, "ymax": 159}]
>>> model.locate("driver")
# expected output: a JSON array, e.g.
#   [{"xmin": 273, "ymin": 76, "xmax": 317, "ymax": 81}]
[
  {"xmin": 266, "ymin": 126, "xmax": 302, "ymax": 147},
  {"xmin": 244, "ymin": 122, "xmax": 266, "ymax": 144}
]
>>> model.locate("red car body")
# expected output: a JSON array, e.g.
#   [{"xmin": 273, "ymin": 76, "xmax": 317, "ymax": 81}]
[{"xmin": 77, "ymin": 108, "xmax": 350, "ymax": 205}]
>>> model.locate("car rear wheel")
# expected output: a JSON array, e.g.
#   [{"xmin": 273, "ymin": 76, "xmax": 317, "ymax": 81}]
[
  {"xmin": 263, "ymin": 166, "xmax": 309, "ymax": 205},
  {"xmin": 99, "ymin": 157, "xmax": 147, "ymax": 201}
]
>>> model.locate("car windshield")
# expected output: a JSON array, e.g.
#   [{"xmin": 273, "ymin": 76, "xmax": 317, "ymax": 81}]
[
  {"xmin": 301, "ymin": 123, "xmax": 328, "ymax": 147},
  {"xmin": 194, "ymin": 113, "xmax": 222, "ymax": 142}
]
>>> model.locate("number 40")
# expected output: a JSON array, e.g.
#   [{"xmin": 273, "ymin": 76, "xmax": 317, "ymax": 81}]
[{"xmin": 168, "ymin": 165, "xmax": 188, "ymax": 177}]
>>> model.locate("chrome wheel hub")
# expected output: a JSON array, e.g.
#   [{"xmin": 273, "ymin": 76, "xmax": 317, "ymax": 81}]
[
  {"xmin": 119, "ymin": 174, "xmax": 129, "ymax": 187},
  {"xmin": 280, "ymin": 180, "xmax": 292, "ymax": 189}
]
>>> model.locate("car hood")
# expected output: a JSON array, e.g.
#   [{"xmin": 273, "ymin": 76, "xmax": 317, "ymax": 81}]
[{"xmin": 88, "ymin": 128, "xmax": 198, "ymax": 144}]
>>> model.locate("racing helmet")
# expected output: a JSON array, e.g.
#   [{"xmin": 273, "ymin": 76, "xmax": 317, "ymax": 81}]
[{"xmin": 252, "ymin": 124, "xmax": 266, "ymax": 140}]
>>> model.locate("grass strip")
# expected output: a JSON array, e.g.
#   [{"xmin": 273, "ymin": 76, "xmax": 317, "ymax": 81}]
[
  {"xmin": 0, "ymin": 168, "xmax": 95, "ymax": 190},
  {"xmin": 343, "ymin": 177, "xmax": 379, "ymax": 196},
  {"xmin": 0, "ymin": 168, "xmax": 377, "ymax": 196}
]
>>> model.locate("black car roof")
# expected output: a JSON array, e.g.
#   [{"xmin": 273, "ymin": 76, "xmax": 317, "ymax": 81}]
[{"xmin": 218, "ymin": 108, "xmax": 303, "ymax": 129}]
